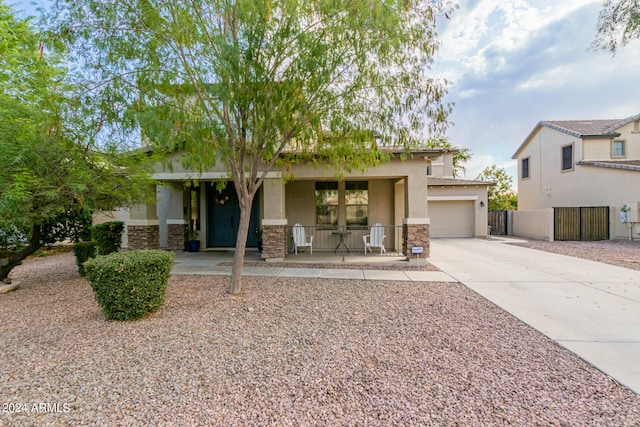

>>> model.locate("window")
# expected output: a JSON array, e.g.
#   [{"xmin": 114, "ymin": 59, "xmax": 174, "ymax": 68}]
[
  {"xmin": 315, "ymin": 181, "xmax": 369, "ymax": 227},
  {"xmin": 345, "ymin": 181, "xmax": 368, "ymax": 226},
  {"xmin": 315, "ymin": 182, "xmax": 338, "ymax": 227},
  {"xmin": 561, "ymin": 144, "xmax": 573, "ymax": 171},
  {"xmin": 426, "ymin": 163, "xmax": 433, "ymax": 176},
  {"xmin": 521, "ymin": 157, "xmax": 530, "ymax": 179},
  {"xmin": 634, "ymin": 120, "xmax": 640, "ymax": 132},
  {"xmin": 612, "ymin": 140, "xmax": 626, "ymax": 158}
]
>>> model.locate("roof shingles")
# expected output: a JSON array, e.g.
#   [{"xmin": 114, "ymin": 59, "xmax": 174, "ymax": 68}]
[
  {"xmin": 542, "ymin": 119, "xmax": 623, "ymax": 137},
  {"xmin": 513, "ymin": 112, "xmax": 640, "ymax": 159}
]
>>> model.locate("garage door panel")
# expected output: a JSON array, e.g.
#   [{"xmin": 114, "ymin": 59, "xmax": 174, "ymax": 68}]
[{"xmin": 429, "ymin": 201, "xmax": 474, "ymax": 237}]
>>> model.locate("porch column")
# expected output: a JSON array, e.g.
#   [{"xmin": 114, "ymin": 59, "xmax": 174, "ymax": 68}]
[
  {"xmin": 403, "ymin": 170, "xmax": 430, "ymax": 265},
  {"xmin": 261, "ymin": 178, "xmax": 287, "ymax": 261},
  {"xmin": 163, "ymin": 184, "xmax": 185, "ymax": 251},
  {"xmin": 126, "ymin": 186, "xmax": 160, "ymax": 250}
]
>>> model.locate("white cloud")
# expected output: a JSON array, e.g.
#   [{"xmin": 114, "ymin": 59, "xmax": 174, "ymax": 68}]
[
  {"xmin": 517, "ymin": 64, "xmax": 578, "ymax": 91},
  {"xmin": 433, "ymin": 0, "xmax": 640, "ymax": 188},
  {"xmin": 460, "ymin": 153, "xmax": 517, "ymax": 184},
  {"xmin": 436, "ymin": 0, "xmax": 603, "ymax": 79},
  {"xmin": 458, "ymin": 88, "xmax": 483, "ymax": 99}
]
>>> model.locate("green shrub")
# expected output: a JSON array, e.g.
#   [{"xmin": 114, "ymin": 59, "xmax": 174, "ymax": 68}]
[
  {"xmin": 73, "ymin": 241, "xmax": 97, "ymax": 276},
  {"xmin": 83, "ymin": 250, "xmax": 174, "ymax": 321},
  {"xmin": 91, "ymin": 221, "xmax": 124, "ymax": 255}
]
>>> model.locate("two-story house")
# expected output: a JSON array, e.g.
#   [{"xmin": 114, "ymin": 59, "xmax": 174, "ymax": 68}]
[{"xmin": 512, "ymin": 113, "xmax": 640, "ymax": 240}]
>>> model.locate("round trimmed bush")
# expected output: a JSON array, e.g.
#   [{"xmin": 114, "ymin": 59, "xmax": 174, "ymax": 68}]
[{"xmin": 84, "ymin": 250, "xmax": 174, "ymax": 321}]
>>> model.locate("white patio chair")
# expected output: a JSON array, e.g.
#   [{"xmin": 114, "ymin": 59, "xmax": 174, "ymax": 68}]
[
  {"xmin": 363, "ymin": 223, "xmax": 386, "ymax": 254},
  {"xmin": 292, "ymin": 224, "xmax": 314, "ymax": 255}
]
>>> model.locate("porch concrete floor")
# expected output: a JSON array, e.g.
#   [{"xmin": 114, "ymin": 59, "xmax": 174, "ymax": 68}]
[{"xmin": 171, "ymin": 249, "xmax": 454, "ymax": 282}]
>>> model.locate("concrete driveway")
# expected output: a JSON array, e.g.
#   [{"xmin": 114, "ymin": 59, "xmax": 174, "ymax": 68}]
[{"xmin": 429, "ymin": 238, "xmax": 640, "ymax": 395}]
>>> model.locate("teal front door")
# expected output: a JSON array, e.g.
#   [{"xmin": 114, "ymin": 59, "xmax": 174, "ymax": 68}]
[{"xmin": 207, "ymin": 184, "xmax": 260, "ymax": 248}]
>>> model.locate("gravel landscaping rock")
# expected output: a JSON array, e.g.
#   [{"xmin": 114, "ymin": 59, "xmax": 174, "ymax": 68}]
[
  {"xmin": 0, "ymin": 282, "xmax": 20, "ymax": 294},
  {"xmin": 507, "ymin": 237, "xmax": 640, "ymax": 271},
  {"xmin": 1, "ymin": 251, "xmax": 639, "ymax": 426}
]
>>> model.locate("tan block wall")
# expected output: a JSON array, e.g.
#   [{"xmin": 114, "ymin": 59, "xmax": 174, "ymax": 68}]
[{"xmin": 512, "ymin": 209, "xmax": 554, "ymax": 241}]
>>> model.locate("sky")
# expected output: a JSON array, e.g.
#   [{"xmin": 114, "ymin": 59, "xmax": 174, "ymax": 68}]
[
  {"xmin": 10, "ymin": 0, "xmax": 640, "ymax": 186},
  {"xmin": 432, "ymin": 0, "xmax": 640, "ymax": 184}
]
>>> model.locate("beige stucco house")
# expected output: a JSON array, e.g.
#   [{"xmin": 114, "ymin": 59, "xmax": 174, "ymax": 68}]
[
  {"xmin": 512, "ymin": 113, "xmax": 640, "ymax": 240},
  {"xmin": 427, "ymin": 152, "xmax": 492, "ymax": 238},
  {"xmin": 110, "ymin": 147, "xmax": 446, "ymax": 265},
  {"xmin": 105, "ymin": 144, "xmax": 490, "ymax": 262}
]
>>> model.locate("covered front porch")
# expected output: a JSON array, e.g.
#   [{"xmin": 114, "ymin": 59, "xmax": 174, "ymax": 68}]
[{"xmin": 120, "ymin": 148, "xmax": 439, "ymax": 265}]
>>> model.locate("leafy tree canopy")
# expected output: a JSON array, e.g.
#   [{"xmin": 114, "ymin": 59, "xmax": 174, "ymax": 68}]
[
  {"xmin": 476, "ymin": 164, "xmax": 517, "ymax": 211},
  {"xmin": 47, "ymin": 0, "xmax": 455, "ymax": 294},
  {"xmin": 593, "ymin": 0, "xmax": 640, "ymax": 53},
  {"xmin": 0, "ymin": 1, "xmax": 154, "ymax": 281}
]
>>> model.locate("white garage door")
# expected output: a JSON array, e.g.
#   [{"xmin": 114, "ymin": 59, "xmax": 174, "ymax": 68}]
[{"xmin": 429, "ymin": 200, "xmax": 475, "ymax": 237}]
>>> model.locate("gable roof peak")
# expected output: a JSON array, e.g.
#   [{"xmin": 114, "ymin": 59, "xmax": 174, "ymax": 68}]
[{"xmin": 512, "ymin": 113, "xmax": 640, "ymax": 159}]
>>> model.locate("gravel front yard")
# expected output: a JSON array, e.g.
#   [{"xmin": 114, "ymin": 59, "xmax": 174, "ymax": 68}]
[
  {"xmin": 1, "ymin": 248, "xmax": 640, "ymax": 426},
  {"xmin": 508, "ymin": 237, "xmax": 640, "ymax": 271}
]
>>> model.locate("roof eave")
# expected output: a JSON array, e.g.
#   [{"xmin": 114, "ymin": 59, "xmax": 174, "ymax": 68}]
[
  {"xmin": 581, "ymin": 133, "xmax": 621, "ymax": 139},
  {"xmin": 603, "ymin": 112, "xmax": 640, "ymax": 133},
  {"xmin": 512, "ymin": 123, "xmax": 543, "ymax": 159}
]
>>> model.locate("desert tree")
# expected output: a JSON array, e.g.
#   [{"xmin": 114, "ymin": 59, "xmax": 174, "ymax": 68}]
[
  {"xmin": 593, "ymin": 0, "xmax": 640, "ymax": 53},
  {"xmin": 0, "ymin": 2, "xmax": 154, "ymax": 282},
  {"xmin": 476, "ymin": 164, "xmax": 517, "ymax": 211},
  {"xmin": 48, "ymin": 0, "xmax": 455, "ymax": 294}
]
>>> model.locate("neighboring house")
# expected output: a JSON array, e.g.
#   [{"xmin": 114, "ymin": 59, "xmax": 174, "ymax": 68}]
[
  {"xmin": 427, "ymin": 152, "xmax": 492, "ymax": 238},
  {"xmin": 512, "ymin": 113, "xmax": 640, "ymax": 240},
  {"xmin": 105, "ymin": 146, "xmax": 465, "ymax": 265}
]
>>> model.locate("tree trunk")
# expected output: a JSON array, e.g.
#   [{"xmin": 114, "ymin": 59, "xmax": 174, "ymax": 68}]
[
  {"xmin": 0, "ymin": 224, "xmax": 42, "ymax": 282},
  {"xmin": 229, "ymin": 192, "xmax": 254, "ymax": 295}
]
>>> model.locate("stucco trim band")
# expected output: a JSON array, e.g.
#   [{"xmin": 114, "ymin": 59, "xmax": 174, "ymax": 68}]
[{"xmin": 427, "ymin": 196, "xmax": 479, "ymax": 201}]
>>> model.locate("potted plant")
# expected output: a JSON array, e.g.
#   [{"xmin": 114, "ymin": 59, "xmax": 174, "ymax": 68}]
[
  {"xmin": 254, "ymin": 228, "xmax": 263, "ymax": 253},
  {"xmin": 185, "ymin": 228, "xmax": 200, "ymax": 252}
]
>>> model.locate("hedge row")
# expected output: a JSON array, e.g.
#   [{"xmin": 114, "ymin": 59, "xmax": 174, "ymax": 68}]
[
  {"xmin": 73, "ymin": 241, "xmax": 97, "ymax": 277},
  {"xmin": 72, "ymin": 221, "xmax": 123, "ymax": 276},
  {"xmin": 91, "ymin": 221, "xmax": 124, "ymax": 255}
]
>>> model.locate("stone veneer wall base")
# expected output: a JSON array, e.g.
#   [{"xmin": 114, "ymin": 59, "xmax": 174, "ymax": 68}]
[
  {"xmin": 261, "ymin": 225, "xmax": 287, "ymax": 261},
  {"xmin": 403, "ymin": 223, "xmax": 430, "ymax": 266},
  {"xmin": 167, "ymin": 224, "xmax": 185, "ymax": 251},
  {"xmin": 127, "ymin": 225, "xmax": 160, "ymax": 250}
]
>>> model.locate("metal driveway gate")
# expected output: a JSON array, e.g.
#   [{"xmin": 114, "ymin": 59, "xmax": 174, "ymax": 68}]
[{"xmin": 554, "ymin": 206, "xmax": 609, "ymax": 241}]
